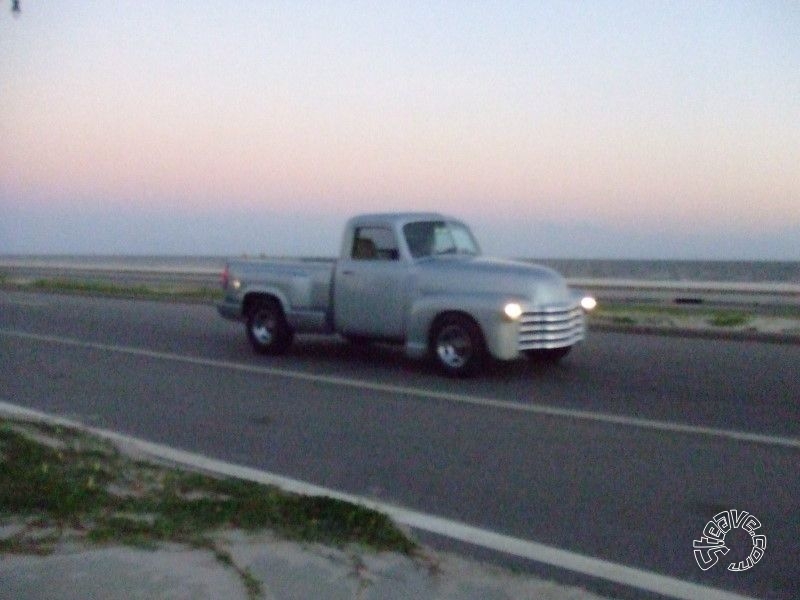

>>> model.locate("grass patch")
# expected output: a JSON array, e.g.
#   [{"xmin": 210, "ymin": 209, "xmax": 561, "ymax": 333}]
[
  {"xmin": 0, "ymin": 423, "xmax": 116, "ymax": 521},
  {"xmin": 594, "ymin": 303, "xmax": 701, "ymax": 317},
  {"xmin": 0, "ymin": 418, "xmax": 415, "ymax": 598},
  {"xmin": 707, "ymin": 311, "xmax": 751, "ymax": 327},
  {"xmin": 608, "ymin": 315, "xmax": 636, "ymax": 325},
  {"xmin": 30, "ymin": 278, "xmax": 153, "ymax": 297},
  {"xmin": 594, "ymin": 304, "xmax": 754, "ymax": 328},
  {"xmin": 4, "ymin": 277, "xmax": 222, "ymax": 303},
  {"xmin": 594, "ymin": 304, "xmax": 756, "ymax": 324}
]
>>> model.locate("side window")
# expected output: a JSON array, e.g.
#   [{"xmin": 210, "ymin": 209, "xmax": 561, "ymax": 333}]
[{"xmin": 351, "ymin": 227, "xmax": 399, "ymax": 261}]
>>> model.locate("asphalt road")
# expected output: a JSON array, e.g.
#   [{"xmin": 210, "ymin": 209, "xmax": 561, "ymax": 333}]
[{"xmin": 1, "ymin": 290, "xmax": 798, "ymax": 599}]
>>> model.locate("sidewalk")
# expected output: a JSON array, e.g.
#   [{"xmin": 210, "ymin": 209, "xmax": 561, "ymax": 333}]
[{"xmin": 0, "ymin": 532, "xmax": 611, "ymax": 600}]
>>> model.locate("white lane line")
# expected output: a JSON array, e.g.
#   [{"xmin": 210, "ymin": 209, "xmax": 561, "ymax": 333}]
[
  {"xmin": 2, "ymin": 328, "xmax": 799, "ymax": 450},
  {"xmin": 0, "ymin": 400, "xmax": 760, "ymax": 600}
]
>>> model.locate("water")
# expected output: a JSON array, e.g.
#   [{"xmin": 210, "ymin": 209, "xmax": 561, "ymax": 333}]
[
  {"xmin": 532, "ymin": 259, "xmax": 800, "ymax": 284},
  {"xmin": 1, "ymin": 255, "xmax": 799, "ymax": 283}
]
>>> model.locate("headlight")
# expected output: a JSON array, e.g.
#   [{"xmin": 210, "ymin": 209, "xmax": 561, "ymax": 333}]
[
  {"xmin": 504, "ymin": 302, "xmax": 523, "ymax": 320},
  {"xmin": 581, "ymin": 296, "xmax": 597, "ymax": 311}
]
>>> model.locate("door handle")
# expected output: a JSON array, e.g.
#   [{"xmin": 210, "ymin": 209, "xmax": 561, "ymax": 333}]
[{"xmin": 341, "ymin": 270, "xmax": 355, "ymax": 275}]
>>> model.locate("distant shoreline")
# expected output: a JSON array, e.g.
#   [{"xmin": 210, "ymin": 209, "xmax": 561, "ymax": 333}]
[{"xmin": 1, "ymin": 255, "xmax": 799, "ymax": 284}]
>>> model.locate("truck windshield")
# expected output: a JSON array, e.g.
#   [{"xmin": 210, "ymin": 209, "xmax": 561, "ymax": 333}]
[{"xmin": 403, "ymin": 221, "xmax": 480, "ymax": 259}]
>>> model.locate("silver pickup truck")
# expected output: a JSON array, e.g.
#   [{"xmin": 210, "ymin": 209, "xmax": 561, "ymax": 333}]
[{"xmin": 218, "ymin": 212, "xmax": 593, "ymax": 376}]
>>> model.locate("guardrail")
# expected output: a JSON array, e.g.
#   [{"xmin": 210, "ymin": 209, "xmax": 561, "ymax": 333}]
[
  {"xmin": 2, "ymin": 263, "xmax": 799, "ymax": 310},
  {"xmin": 569, "ymin": 278, "xmax": 800, "ymax": 310}
]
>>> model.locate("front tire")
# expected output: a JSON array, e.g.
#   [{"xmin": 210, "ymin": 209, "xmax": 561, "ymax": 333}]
[
  {"xmin": 246, "ymin": 298, "xmax": 294, "ymax": 355},
  {"xmin": 430, "ymin": 314, "xmax": 486, "ymax": 377}
]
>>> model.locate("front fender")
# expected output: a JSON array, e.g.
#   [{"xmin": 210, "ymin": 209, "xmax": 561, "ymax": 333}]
[{"xmin": 405, "ymin": 293, "xmax": 520, "ymax": 361}]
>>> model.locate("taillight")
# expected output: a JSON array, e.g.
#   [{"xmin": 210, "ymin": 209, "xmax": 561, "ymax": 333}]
[{"xmin": 221, "ymin": 265, "xmax": 230, "ymax": 290}]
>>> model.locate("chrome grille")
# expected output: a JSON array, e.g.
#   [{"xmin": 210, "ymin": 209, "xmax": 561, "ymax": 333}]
[{"xmin": 518, "ymin": 304, "xmax": 585, "ymax": 350}]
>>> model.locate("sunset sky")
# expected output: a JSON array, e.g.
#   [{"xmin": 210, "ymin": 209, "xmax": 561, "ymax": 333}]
[{"xmin": 1, "ymin": 1, "xmax": 798, "ymax": 258}]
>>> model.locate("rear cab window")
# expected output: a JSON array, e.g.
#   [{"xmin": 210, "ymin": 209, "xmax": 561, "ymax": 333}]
[{"xmin": 351, "ymin": 227, "xmax": 399, "ymax": 261}]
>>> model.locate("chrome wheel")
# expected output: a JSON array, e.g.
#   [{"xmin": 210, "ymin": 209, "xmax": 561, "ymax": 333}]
[
  {"xmin": 250, "ymin": 310, "xmax": 276, "ymax": 346},
  {"xmin": 431, "ymin": 314, "xmax": 485, "ymax": 377},
  {"xmin": 436, "ymin": 324, "xmax": 473, "ymax": 369},
  {"xmin": 245, "ymin": 298, "xmax": 294, "ymax": 355}
]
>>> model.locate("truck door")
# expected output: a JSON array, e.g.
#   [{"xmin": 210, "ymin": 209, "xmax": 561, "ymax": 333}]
[{"xmin": 334, "ymin": 225, "xmax": 409, "ymax": 339}]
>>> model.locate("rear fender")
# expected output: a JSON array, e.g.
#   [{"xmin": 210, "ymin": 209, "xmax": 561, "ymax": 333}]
[{"xmin": 242, "ymin": 287, "xmax": 291, "ymax": 318}]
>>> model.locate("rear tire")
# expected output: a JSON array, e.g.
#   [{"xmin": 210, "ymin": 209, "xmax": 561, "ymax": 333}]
[
  {"xmin": 430, "ymin": 314, "xmax": 486, "ymax": 377},
  {"xmin": 245, "ymin": 298, "xmax": 294, "ymax": 355}
]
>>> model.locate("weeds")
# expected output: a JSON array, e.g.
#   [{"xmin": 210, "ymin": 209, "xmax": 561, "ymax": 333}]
[
  {"xmin": 2, "ymin": 277, "xmax": 222, "ymax": 303},
  {"xmin": 608, "ymin": 315, "xmax": 636, "ymax": 325},
  {"xmin": 0, "ymin": 418, "xmax": 415, "ymax": 599},
  {"xmin": 707, "ymin": 311, "xmax": 750, "ymax": 327},
  {"xmin": 593, "ymin": 304, "xmax": 756, "ymax": 327}
]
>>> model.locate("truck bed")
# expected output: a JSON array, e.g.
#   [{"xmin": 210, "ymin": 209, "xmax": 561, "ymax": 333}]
[{"xmin": 220, "ymin": 258, "xmax": 336, "ymax": 330}]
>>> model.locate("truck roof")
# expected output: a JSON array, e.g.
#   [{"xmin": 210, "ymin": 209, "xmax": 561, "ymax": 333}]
[{"xmin": 348, "ymin": 212, "xmax": 458, "ymax": 226}]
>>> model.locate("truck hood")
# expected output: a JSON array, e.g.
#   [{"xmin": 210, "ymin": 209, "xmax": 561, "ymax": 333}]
[{"xmin": 415, "ymin": 256, "xmax": 573, "ymax": 306}]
